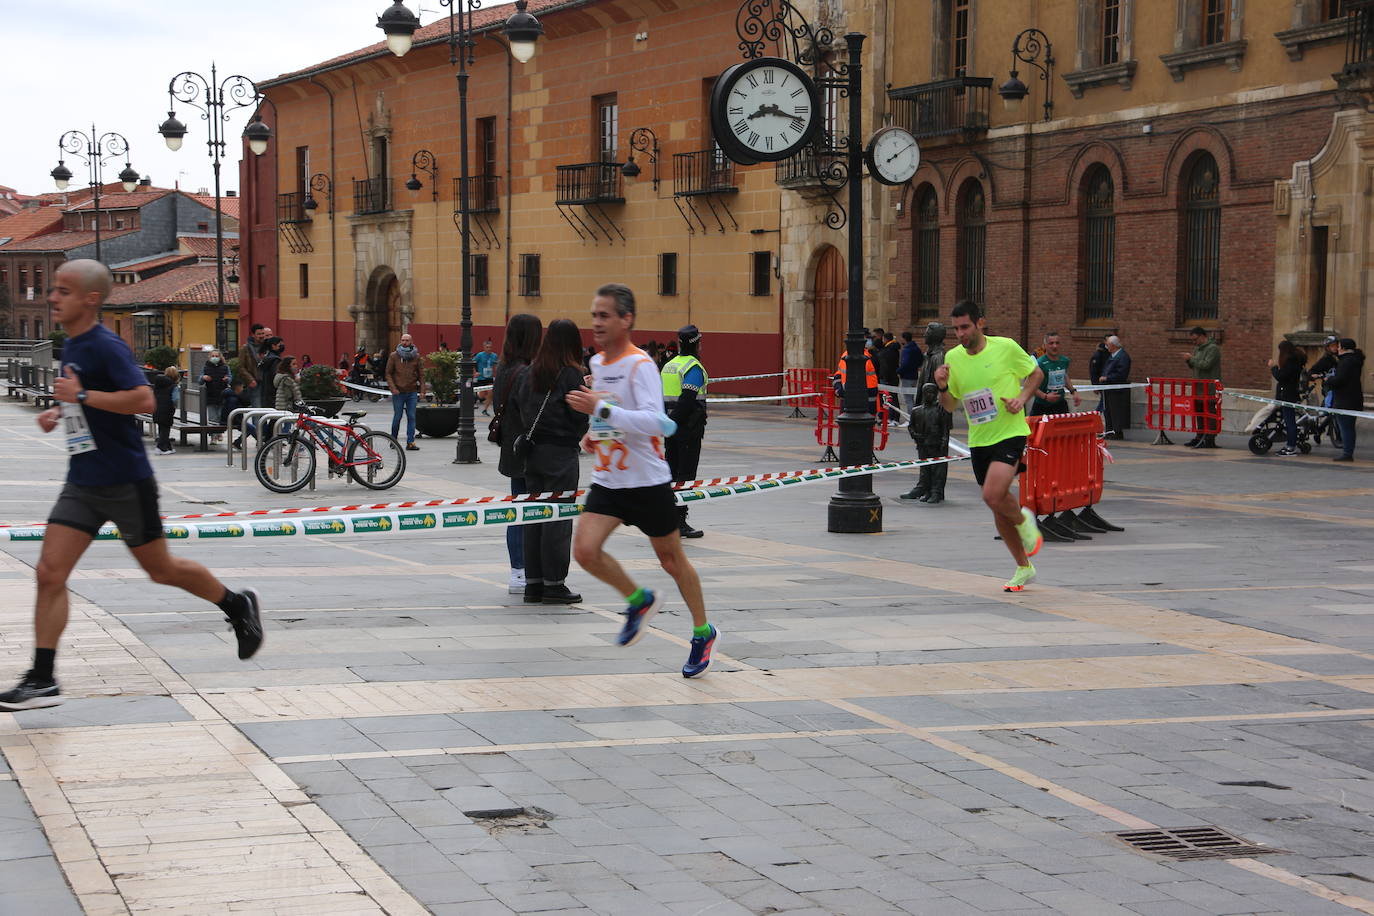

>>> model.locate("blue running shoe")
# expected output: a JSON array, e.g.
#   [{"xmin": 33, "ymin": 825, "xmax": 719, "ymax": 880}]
[
  {"xmin": 617, "ymin": 589, "xmax": 661, "ymax": 646},
  {"xmin": 682, "ymin": 625, "xmax": 719, "ymax": 678}
]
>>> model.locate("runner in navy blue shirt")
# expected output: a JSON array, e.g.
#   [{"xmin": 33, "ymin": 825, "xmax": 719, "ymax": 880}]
[{"xmin": 0, "ymin": 260, "xmax": 264, "ymax": 712}]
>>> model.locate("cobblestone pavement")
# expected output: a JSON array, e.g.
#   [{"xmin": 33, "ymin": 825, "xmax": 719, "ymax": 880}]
[{"xmin": 1, "ymin": 398, "xmax": 1373, "ymax": 914}]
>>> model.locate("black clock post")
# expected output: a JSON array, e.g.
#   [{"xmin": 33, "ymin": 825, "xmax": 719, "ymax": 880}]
[{"xmin": 826, "ymin": 32, "xmax": 883, "ymax": 535}]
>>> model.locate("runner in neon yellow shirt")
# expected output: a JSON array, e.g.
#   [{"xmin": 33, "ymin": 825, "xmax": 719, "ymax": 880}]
[{"xmin": 934, "ymin": 300, "xmax": 1045, "ymax": 591}]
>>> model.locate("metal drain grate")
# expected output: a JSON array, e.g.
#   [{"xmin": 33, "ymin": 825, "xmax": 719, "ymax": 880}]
[{"xmin": 1112, "ymin": 826, "xmax": 1285, "ymax": 861}]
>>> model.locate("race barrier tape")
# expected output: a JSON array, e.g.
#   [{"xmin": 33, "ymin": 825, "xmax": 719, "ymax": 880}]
[
  {"xmin": 711, "ymin": 372, "xmax": 785, "ymax": 383},
  {"xmin": 0, "ymin": 458, "xmax": 965, "ymax": 542},
  {"xmin": 1075, "ymin": 383, "xmax": 1148, "ymax": 392},
  {"xmin": 1227, "ymin": 391, "xmax": 1374, "ymax": 422},
  {"xmin": 342, "ymin": 380, "xmax": 495, "ymax": 397},
  {"xmin": 711, "ymin": 393, "xmax": 816, "ymax": 404}
]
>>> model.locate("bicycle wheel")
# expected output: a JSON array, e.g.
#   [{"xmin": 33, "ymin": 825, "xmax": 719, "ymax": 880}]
[
  {"xmin": 255, "ymin": 434, "xmax": 317, "ymax": 493},
  {"xmin": 346, "ymin": 431, "xmax": 406, "ymax": 489}
]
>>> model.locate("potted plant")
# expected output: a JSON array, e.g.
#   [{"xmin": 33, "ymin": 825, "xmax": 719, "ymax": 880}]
[
  {"xmin": 415, "ymin": 349, "xmax": 461, "ymax": 438},
  {"xmin": 48, "ymin": 328, "xmax": 67, "ymax": 361},
  {"xmin": 298, "ymin": 363, "xmax": 348, "ymax": 417}
]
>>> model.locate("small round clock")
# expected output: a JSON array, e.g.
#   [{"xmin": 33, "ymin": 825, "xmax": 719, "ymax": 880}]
[
  {"xmin": 709, "ymin": 57, "xmax": 822, "ymax": 164},
  {"xmin": 864, "ymin": 126, "xmax": 919, "ymax": 186}
]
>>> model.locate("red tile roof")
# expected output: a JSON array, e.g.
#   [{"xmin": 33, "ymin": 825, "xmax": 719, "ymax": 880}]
[
  {"xmin": 0, "ymin": 227, "xmax": 138, "ymax": 253},
  {"xmin": 104, "ymin": 264, "xmax": 239, "ymax": 307},
  {"xmin": 263, "ymin": 0, "xmax": 584, "ymax": 85},
  {"xmin": 188, "ymin": 195, "xmax": 240, "ymax": 220},
  {"xmin": 114, "ymin": 253, "xmax": 198, "ymax": 274},
  {"xmin": 0, "ymin": 207, "xmax": 65, "ymax": 244},
  {"xmin": 67, "ymin": 188, "xmax": 174, "ymax": 212},
  {"xmin": 178, "ymin": 236, "xmax": 231, "ymax": 257}
]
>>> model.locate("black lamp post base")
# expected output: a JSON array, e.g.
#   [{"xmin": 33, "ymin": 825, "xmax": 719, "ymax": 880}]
[{"xmin": 827, "ymin": 492, "xmax": 883, "ymax": 533}]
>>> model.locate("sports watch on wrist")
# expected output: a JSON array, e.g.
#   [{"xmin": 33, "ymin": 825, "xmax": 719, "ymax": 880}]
[
  {"xmin": 597, "ymin": 403, "xmax": 612, "ymax": 421},
  {"xmin": 76, "ymin": 390, "xmax": 88, "ymax": 404}
]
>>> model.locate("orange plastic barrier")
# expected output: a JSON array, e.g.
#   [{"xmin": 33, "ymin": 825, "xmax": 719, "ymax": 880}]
[
  {"xmin": 1146, "ymin": 377, "xmax": 1224, "ymax": 437},
  {"xmin": 1019, "ymin": 411, "xmax": 1122, "ymax": 542},
  {"xmin": 786, "ymin": 368, "xmax": 830, "ymax": 413},
  {"xmin": 814, "ymin": 389, "xmax": 888, "ymax": 462}
]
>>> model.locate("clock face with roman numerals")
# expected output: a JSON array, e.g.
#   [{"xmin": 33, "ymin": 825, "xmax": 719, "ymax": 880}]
[{"xmin": 709, "ymin": 57, "xmax": 821, "ymax": 164}]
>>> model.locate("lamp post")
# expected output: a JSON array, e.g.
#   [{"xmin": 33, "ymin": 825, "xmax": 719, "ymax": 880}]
[
  {"xmin": 303, "ymin": 173, "xmax": 333, "ymax": 216},
  {"xmin": 377, "ymin": 0, "xmax": 543, "ymax": 465},
  {"xmin": 997, "ymin": 29, "xmax": 1055, "ymax": 121},
  {"xmin": 158, "ymin": 65, "xmax": 273, "ymax": 353},
  {"xmin": 405, "ymin": 149, "xmax": 439, "ymax": 201},
  {"xmin": 50, "ymin": 127, "xmax": 140, "ymax": 263},
  {"xmin": 621, "ymin": 127, "xmax": 660, "ymax": 193}
]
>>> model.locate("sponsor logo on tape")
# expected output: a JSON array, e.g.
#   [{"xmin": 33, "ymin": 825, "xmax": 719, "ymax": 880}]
[
  {"xmin": 165, "ymin": 526, "xmax": 191, "ymax": 539},
  {"xmin": 557, "ymin": 503, "xmax": 583, "ymax": 518},
  {"xmin": 680, "ymin": 490, "xmax": 705, "ymax": 502},
  {"xmin": 252, "ymin": 520, "xmax": 297, "ymax": 537},
  {"xmin": 351, "ymin": 516, "xmax": 393, "ymax": 533},
  {"xmin": 303, "ymin": 519, "xmax": 349, "ymax": 534},
  {"xmin": 484, "ymin": 508, "xmax": 517, "ymax": 525},
  {"xmin": 522, "ymin": 505, "xmax": 553, "ymax": 522},
  {"xmin": 443, "ymin": 510, "xmax": 479, "ymax": 528},
  {"xmin": 9, "ymin": 529, "xmax": 43, "ymax": 541},
  {"xmin": 197, "ymin": 524, "xmax": 246, "ymax": 539},
  {"xmin": 399, "ymin": 512, "xmax": 437, "ymax": 530}
]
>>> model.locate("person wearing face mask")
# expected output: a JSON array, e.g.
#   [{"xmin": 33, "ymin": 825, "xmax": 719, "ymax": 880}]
[
  {"xmin": 257, "ymin": 338, "xmax": 285, "ymax": 410},
  {"xmin": 385, "ymin": 333, "xmax": 425, "ymax": 450},
  {"xmin": 200, "ymin": 350, "xmax": 229, "ymax": 430}
]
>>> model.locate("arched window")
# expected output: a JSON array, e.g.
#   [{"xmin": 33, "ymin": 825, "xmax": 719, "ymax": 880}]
[
  {"xmin": 956, "ymin": 180, "xmax": 986, "ymax": 307},
  {"xmin": 1083, "ymin": 166, "xmax": 1115, "ymax": 321},
  {"xmin": 1183, "ymin": 153, "xmax": 1221, "ymax": 322},
  {"xmin": 915, "ymin": 186, "xmax": 940, "ymax": 319}
]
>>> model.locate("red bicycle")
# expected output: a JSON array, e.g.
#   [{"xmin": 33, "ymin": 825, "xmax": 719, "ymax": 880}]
[{"xmin": 254, "ymin": 408, "xmax": 406, "ymax": 493}]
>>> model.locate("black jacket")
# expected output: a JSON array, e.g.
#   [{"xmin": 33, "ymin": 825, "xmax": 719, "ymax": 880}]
[
  {"xmin": 511, "ymin": 365, "xmax": 589, "ymax": 451},
  {"xmin": 492, "ymin": 359, "xmax": 529, "ymax": 478},
  {"xmin": 875, "ymin": 340, "xmax": 901, "ymax": 386},
  {"xmin": 1270, "ymin": 355, "xmax": 1305, "ymax": 402},
  {"xmin": 1327, "ymin": 350, "xmax": 1366, "ymax": 411},
  {"xmin": 152, "ymin": 375, "xmax": 177, "ymax": 418},
  {"xmin": 1310, "ymin": 352, "xmax": 1338, "ymax": 393},
  {"xmin": 202, "ymin": 361, "xmax": 230, "ymax": 402},
  {"xmin": 1088, "ymin": 345, "xmax": 1109, "ymax": 383}
]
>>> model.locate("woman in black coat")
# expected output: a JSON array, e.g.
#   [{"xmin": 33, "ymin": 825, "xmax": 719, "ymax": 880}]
[
  {"xmin": 1267, "ymin": 340, "xmax": 1306, "ymax": 455},
  {"xmin": 1327, "ymin": 339, "xmax": 1365, "ymax": 461},
  {"xmin": 509, "ymin": 319, "xmax": 590, "ymax": 606},
  {"xmin": 152, "ymin": 366, "xmax": 180, "ymax": 455},
  {"xmin": 200, "ymin": 349, "xmax": 230, "ymax": 423},
  {"xmin": 492, "ymin": 314, "xmax": 543, "ymax": 594}
]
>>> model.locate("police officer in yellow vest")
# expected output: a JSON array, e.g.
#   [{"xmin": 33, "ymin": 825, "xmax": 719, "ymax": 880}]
[{"xmin": 662, "ymin": 325, "xmax": 708, "ymax": 539}]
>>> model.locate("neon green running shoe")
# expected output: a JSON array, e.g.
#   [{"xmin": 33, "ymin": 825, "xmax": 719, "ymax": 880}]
[
  {"xmin": 1004, "ymin": 564, "xmax": 1037, "ymax": 592},
  {"xmin": 1017, "ymin": 507, "xmax": 1043, "ymax": 558}
]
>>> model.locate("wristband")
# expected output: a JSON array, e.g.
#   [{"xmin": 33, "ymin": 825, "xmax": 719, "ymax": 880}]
[{"xmin": 936, "ymin": 385, "xmax": 948, "ymax": 393}]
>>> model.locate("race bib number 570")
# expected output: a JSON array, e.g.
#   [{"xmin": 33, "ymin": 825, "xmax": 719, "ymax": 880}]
[{"xmin": 962, "ymin": 387, "xmax": 998, "ymax": 425}]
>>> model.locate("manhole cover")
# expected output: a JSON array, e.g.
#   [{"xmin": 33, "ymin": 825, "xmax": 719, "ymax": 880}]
[{"xmin": 1111, "ymin": 826, "xmax": 1285, "ymax": 861}]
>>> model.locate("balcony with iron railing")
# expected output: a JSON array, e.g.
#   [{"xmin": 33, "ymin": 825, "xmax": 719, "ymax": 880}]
[
  {"xmin": 887, "ymin": 76, "xmax": 992, "ymax": 140},
  {"xmin": 555, "ymin": 162, "xmax": 623, "ymax": 205},
  {"xmin": 452, "ymin": 174, "xmax": 501, "ymax": 214},
  {"xmin": 276, "ymin": 191, "xmax": 311, "ymax": 224},
  {"xmin": 1342, "ymin": 0, "xmax": 1374, "ymax": 82},
  {"xmin": 673, "ymin": 150, "xmax": 737, "ymax": 196},
  {"xmin": 774, "ymin": 143, "xmax": 845, "ymax": 194},
  {"xmin": 352, "ymin": 177, "xmax": 391, "ymax": 216}
]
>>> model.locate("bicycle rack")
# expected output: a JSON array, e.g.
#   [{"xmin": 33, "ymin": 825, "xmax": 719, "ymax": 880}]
[{"xmin": 226, "ymin": 408, "xmax": 376, "ymax": 490}]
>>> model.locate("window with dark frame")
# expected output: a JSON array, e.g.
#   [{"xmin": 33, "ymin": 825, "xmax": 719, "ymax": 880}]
[
  {"xmin": 750, "ymin": 251, "xmax": 771, "ymax": 297},
  {"xmin": 299, "ymin": 263, "xmax": 309, "ymax": 299},
  {"xmin": 595, "ymin": 94, "xmax": 619, "ymax": 163},
  {"xmin": 33, "ymin": 267, "xmax": 43, "ymax": 299},
  {"xmin": 469, "ymin": 254, "xmax": 489, "ymax": 296},
  {"xmin": 477, "ymin": 117, "xmax": 497, "ymax": 209},
  {"xmin": 1183, "ymin": 153, "xmax": 1221, "ymax": 322},
  {"xmin": 658, "ymin": 253, "xmax": 678, "ymax": 296},
  {"xmin": 952, "ymin": 0, "xmax": 971, "ymax": 77},
  {"xmin": 1322, "ymin": 0, "xmax": 1345, "ymax": 21},
  {"xmin": 956, "ymin": 180, "xmax": 986, "ymax": 307},
  {"xmin": 519, "ymin": 253, "xmax": 541, "ymax": 297},
  {"xmin": 1083, "ymin": 167, "xmax": 1116, "ymax": 321},
  {"xmin": 1101, "ymin": 0, "xmax": 1122, "ymax": 65},
  {"xmin": 1202, "ymin": 0, "xmax": 1229, "ymax": 45},
  {"xmin": 295, "ymin": 146, "xmax": 310, "ymax": 193},
  {"xmin": 915, "ymin": 186, "xmax": 941, "ymax": 319}
]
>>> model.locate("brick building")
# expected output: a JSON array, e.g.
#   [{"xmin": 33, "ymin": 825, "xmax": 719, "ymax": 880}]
[{"xmin": 241, "ymin": 0, "xmax": 787, "ymax": 381}]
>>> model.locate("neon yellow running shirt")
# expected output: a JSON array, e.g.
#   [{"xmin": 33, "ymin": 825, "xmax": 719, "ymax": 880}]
[{"xmin": 945, "ymin": 335, "xmax": 1039, "ymax": 447}]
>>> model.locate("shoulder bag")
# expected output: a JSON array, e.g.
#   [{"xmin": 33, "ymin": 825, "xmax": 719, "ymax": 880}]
[{"xmin": 511, "ymin": 387, "xmax": 551, "ymax": 463}]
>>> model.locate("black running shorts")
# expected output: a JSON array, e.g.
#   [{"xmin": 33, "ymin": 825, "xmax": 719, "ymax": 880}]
[
  {"xmin": 969, "ymin": 436, "xmax": 1027, "ymax": 487},
  {"xmin": 48, "ymin": 477, "xmax": 164, "ymax": 548},
  {"xmin": 583, "ymin": 482, "xmax": 680, "ymax": 538}
]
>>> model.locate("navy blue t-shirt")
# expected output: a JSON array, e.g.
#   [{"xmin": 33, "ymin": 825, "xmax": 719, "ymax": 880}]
[{"xmin": 62, "ymin": 324, "xmax": 153, "ymax": 486}]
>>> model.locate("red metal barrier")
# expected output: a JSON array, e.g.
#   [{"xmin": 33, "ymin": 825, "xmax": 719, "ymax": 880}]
[
  {"xmin": 1146, "ymin": 377, "xmax": 1224, "ymax": 439},
  {"xmin": 786, "ymin": 368, "xmax": 830, "ymax": 415},
  {"xmin": 1018, "ymin": 411, "xmax": 1121, "ymax": 541},
  {"xmin": 814, "ymin": 389, "xmax": 888, "ymax": 462}
]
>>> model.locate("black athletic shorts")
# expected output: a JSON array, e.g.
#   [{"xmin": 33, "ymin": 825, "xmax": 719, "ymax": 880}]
[
  {"xmin": 48, "ymin": 477, "xmax": 164, "ymax": 548},
  {"xmin": 584, "ymin": 482, "xmax": 679, "ymax": 538},
  {"xmin": 969, "ymin": 436, "xmax": 1027, "ymax": 487}
]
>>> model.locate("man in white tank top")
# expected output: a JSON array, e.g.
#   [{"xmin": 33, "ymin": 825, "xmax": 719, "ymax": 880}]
[{"xmin": 566, "ymin": 284, "xmax": 718, "ymax": 678}]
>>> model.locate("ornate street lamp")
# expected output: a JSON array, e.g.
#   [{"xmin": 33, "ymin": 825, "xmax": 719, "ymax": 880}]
[
  {"xmin": 620, "ymin": 127, "xmax": 660, "ymax": 193},
  {"xmin": 49, "ymin": 127, "xmax": 140, "ymax": 262},
  {"xmin": 405, "ymin": 149, "xmax": 439, "ymax": 201},
  {"xmin": 158, "ymin": 65, "xmax": 274, "ymax": 353},
  {"xmin": 377, "ymin": 0, "xmax": 543, "ymax": 465},
  {"xmin": 303, "ymin": 173, "xmax": 333, "ymax": 215},
  {"xmin": 998, "ymin": 29, "xmax": 1055, "ymax": 121}
]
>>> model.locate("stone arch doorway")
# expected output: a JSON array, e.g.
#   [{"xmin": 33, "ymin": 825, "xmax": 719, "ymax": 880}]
[
  {"xmin": 361, "ymin": 266, "xmax": 404, "ymax": 353},
  {"xmin": 812, "ymin": 244, "xmax": 846, "ymax": 368}
]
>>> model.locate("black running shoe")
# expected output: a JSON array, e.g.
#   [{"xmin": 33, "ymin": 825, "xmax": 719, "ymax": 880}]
[
  {"xmin": 228, "ymin": 588, "xmax": 264, "ymax": 660},
  {"xmin": 0, "ymin": 671, "xmax": 61, "ymax": 711}
]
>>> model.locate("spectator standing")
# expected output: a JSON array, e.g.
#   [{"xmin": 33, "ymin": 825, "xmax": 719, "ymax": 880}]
[
  {"xmin": 257, "ymin": 337, "xmax": 285, "ymax": 410},
  {"xmin": 874, "ymin": 330, "xmax": 901, "ymax": 423},
  {"xmin": 273, "ymin": 356, "xmax": 302, "ymax": 411},
  {"xmin": 1268, "ymin": 340, "xmax": 1307, "ymax": 456},
  {"xmin": 510, "ymin": 319, "xmax": 588, "ymax": 605},
  {"xmin": 1182, "ymin": 326, "xmax": 1223, "ymax": 448},
  {"xmin": 474, "ymin": 338, "xmax": 499, "ymax": 415},
  {"xmin": 1328, "ymin": 338, "xmax": 1364, "ymax": 462},
  {"xmin": 493, "ymin": 314, "xmax": 543, "ymax": 594},
  {"xmin": 201, "ymin": 349, "xmax": 229, "ymax": 425},
  {"xmin": 237, "ymin": 324, "xmax": 266, "ymax": 404},
  {"xmin": 1087, "ymin": 335, "xmax": 1110, "ymax": 394},
  {"xmin": 385, "ymin": 333, "xmax": 424, "ymax": 451},
  {"xmin": 369, "ymin": 350, "xmax": 387, "ymax": 385},
  {"xmin": 1029, "ymin": 332, "xmax": 1081, "ymax": 416},
  {"xmin": 1098, "ymin": 335, "xmax": 1132, "ymax": 439},
  {"xmin": 152, "ymin": 366, "xmax": 179, "ymax": 456},
  {"xmin": 1310, "ymin": 335, "xmax": 1341, "ymax": 406},
  {"xmin": 897, "ymin": 330, "xmax": 924, "ymax": 415}
]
